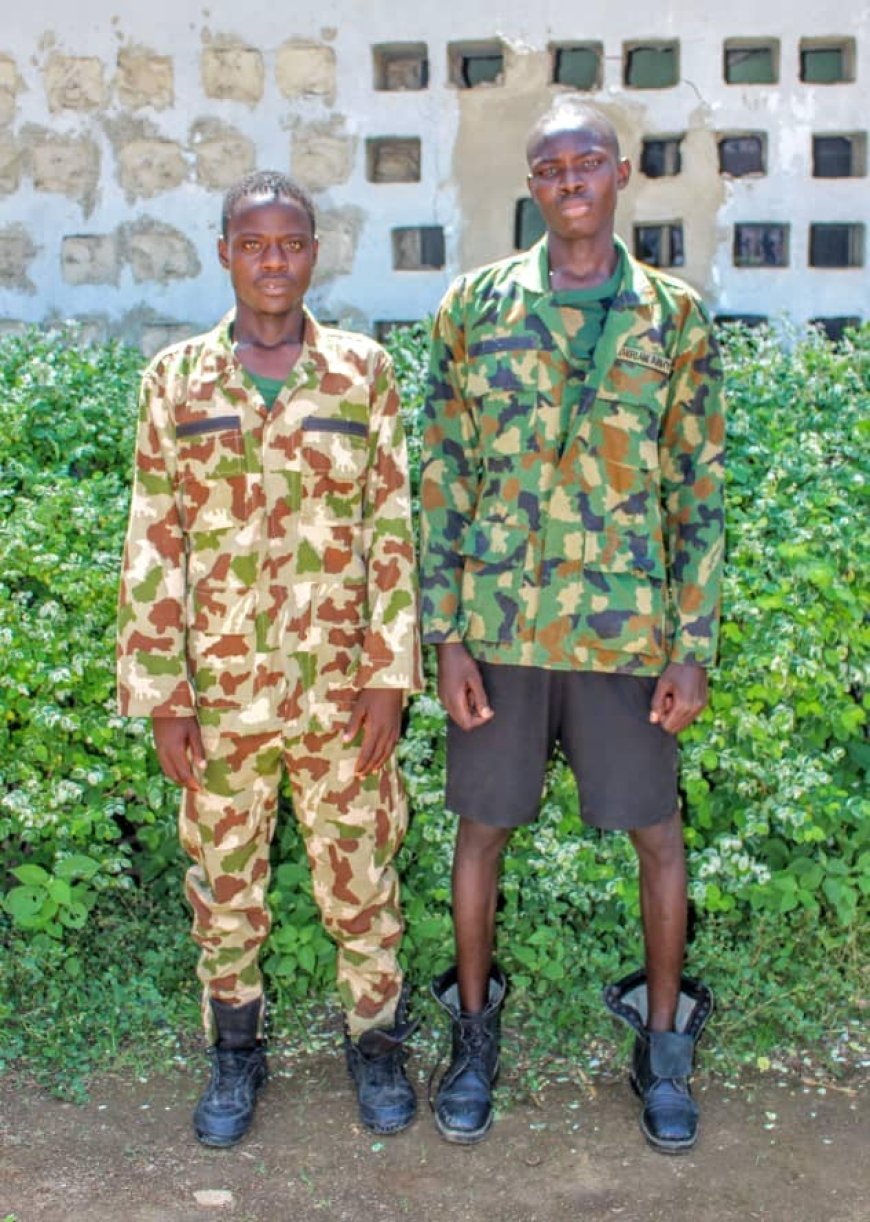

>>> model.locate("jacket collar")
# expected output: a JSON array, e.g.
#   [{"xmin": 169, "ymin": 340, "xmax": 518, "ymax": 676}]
[{"xmin": 513, "ymin": 234, "xmax": 657, "ymax": 306}]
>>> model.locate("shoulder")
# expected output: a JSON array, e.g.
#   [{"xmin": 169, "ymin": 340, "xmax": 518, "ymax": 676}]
[
  {"xmin": 141, "ymin": 319, "xmax": 226, "ymax": 389},
  {"xmin": 311, "ymin": 322, "xmax": 392, "ymax": 377},
  {"xmin": 439, "ymin": 250, "xmax": 531, "ymax": 315},
  {"xmin": 629, "ymin": 257, "xmax": 714, "ymax": 331}
]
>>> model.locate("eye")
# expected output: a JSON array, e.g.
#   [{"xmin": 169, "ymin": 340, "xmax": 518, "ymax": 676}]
[
  {"xmin": 241, "ymin": 239, "xmax": 261, "ymax": 252},
  {"xmin": 535, "ymin": 165, "xmax": 560, "ymax": 180},
  {"xmin": 285, "ymin": 239, "xmax": 304, "ymax": 252}
]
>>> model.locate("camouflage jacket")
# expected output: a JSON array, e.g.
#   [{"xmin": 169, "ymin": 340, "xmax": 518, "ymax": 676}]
[
  {"xmin": 419, "ymin": 237, "xmax": 725, "ymax": 674},
  {"xmin": 118, "ymin": 310, "xmax": 422, "ymax": 727}
]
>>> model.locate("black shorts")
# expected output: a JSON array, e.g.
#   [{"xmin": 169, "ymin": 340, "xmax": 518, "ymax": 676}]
[{"xmin": 445, "ymin": 662, "xmax": 679, "ymax": 832}]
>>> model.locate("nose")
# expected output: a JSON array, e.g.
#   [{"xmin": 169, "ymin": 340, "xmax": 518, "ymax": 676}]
[
  {"xmin": 559, "ymin": 165, "xmax": 587, "ymax": 193},
  {"xmin": 260, "ymin": 240, "xmax": 288, "ymax": 269}
]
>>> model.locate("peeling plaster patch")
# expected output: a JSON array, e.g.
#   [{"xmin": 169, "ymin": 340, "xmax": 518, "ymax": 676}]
[
  {"xmin": 201, "ymin": 39, "xmax": 264, "ymax": 106},
  {"xmin": 0, "ymin": 318, "xmax": 28, "ymax": 335},
  {"xmin": 22, "ymin": 125, "xmax": 101, "ymax": 214},
  {"xmin": 118, "ymin": 139, "xmax": 188, "ymax": 201},
  {"xmin": 140, "ymin": 320, "xmax": 198, "ymax": 357},
  {"xmin": 61, "ymin": 234, "xmax": 120, "ymax": 285},
  {"xmin": 43, "ymin": 54, "xmax": 106, "ymax": 113},
  {"xmin": 0, "ymin": 224, "xmax": 37, "ymax": 292},
  {"xmin": 313, "ymin": 207, "xmax": 364, "ymax": 283},
  {"xmin": 116, "ymin": 46, "xmax": 174, "ymax": 110},
  {"xmin": 119, "ymin": 217, "xmax": 201, "ymax": 283},
  {"xmin": 0, "ymin": 54, "xmax": 22, "ymax": 125},
  {"xmin": 291, "ymin": 120, "xmax": 355, "ymax": 192},
  {"xmin": 0, "ymin": 132, "xmax": 21, "ymax": 194},
  {"xmin": 190, "ymin": 118, "xmax": 255, "ymax": 190},
  {"xmin": 276, "ymin": 41, "xmax": 336, "ymax": 103}
]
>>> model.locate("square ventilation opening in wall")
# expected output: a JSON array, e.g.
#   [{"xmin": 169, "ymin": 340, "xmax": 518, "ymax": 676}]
[
  {"xmin": 633, "ymin": 223, "xmax": 684, "ymax": 267},
  {"xmin": 375, "ymin": 321, "xmax": 419, "ymax": 341},
  {"xmin": 448, "ymin": 41, "xmax": 505, "ymax": 89},
  {"xmin": 550, "ymin": 42, "xmax": 603, "ymax": 90},
  {"xmin": 800, "ymin": 38, "xmax": 856, "ymax": 84},
  {"xmin": 809, "ymin": 316, "xmax": 861, "ymax": 342},
  {"xmin": 366, "ymin": 138, "xmax": 421, "ymax": 183},
  {"xmin": 812, "ymin": 134, "xmax": 866, "ymax": 178},
  {"xmin": 724, "ymin": 40, "xmax": 779, "ymax": 85},
  {"xmin": 514, "ymin": 198, "xmax": 546, "ymax": 250},
  {"xmin": 809, "ymin": 223, "xmax": 864, "ymax": 268},
  {"xmin": 624, "ymin": 42, "xmax": 679, "ymax": 89},
  {"xmin": 392, "ymin": 226, "xmax": 446, "ymax": 270},
  {"xmin": 714, "ymin": 314, "xmax": 769, "ymax": 329},
  {"xmin": 733, "ymin": 223, "xmax": 789, "ymax": 267},
  {"xmin": 640, "ymin": 136, "xmax": 683, "ymax": 177},
  {"xmin": 717, "ymin": 133, "xmax": 767, "ymax": 177},
  {"xmin": 372, "ymin": 43, "xmax": 429, "ymax": 91}
]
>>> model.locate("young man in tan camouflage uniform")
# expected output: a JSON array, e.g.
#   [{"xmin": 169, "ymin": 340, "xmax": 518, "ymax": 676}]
[
  {"xmin": 118, "ymin": 171, "xmax": 422, "ymax": 1147},
  {"xmin": 420, "ymin": 102, "xmax": 723, "ymax": 1152}
]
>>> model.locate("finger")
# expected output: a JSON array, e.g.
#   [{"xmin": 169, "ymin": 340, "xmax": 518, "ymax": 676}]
[
  {"xmin": 344, "ymin": 701, "xmax": 366, "ymax": 744},
  {"xmin": 189, "ymin": 721, "xmax": 206, "ymax": 769},
  {"xmin": 465, "ymin": 671, "xmax": 493, "ymax": 721},
  {"xmin": 649, "ymin": 680, "xmax": 671, "ymax": 724},
  {"xmin": 355, "ymin": 722, "xmax": 380, "ymax": 775}
]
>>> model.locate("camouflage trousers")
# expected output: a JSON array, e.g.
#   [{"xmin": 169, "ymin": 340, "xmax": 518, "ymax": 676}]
[{"xmin": 179, "ymin": 716, "xmax": 408, "ymax": 1041}]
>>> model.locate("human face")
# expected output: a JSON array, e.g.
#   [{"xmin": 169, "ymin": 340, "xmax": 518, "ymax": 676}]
[
  {"xmin": 527, "ymin": 129, "xmax": 630, "ymax": 242},
  {"xmin": 218, "ymin": 197, "xmax": 318, "ymax": 320}
]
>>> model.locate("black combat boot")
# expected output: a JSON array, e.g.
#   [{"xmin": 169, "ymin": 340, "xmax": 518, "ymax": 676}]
[
  {"xmin": 603, "ymin": 968, "xmax": 713, "ymax": 1154},
  {"xmin": 193, "ymin": 997, "xmax": 268, "ymax": 1148},
  {"xmin": 345, "ymin": 993, "xmax": 419, "ymax": 1134},
  {"xmin": 430, "ymin": 964, "xmax": 507, "ymax": 1144}
]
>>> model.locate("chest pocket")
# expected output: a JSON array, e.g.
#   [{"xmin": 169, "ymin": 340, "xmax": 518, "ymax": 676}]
[
  {"xmin": 176, "ymin": 416, "xmax": 248, "ymax": 534},
  {"xmin": 298, "ymin": 416, "xmax": 369, "ymax": 582}
]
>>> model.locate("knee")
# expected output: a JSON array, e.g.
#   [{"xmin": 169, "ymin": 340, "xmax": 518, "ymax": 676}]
[
  {"xmin": 630, "ymin": 811, "xmax": 685, "ymax": 872},
  {"xmin": 455, "ymin": 818, "xmax": 512, "ymax": 867}
]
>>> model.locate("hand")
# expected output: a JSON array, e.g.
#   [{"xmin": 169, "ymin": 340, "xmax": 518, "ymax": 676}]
[
  {"xmin": 436, "ymin": 642, "xmax": 494, "ymax": 732},
  {"xmin": 152, "ymin": 715, "xmax": 205, "ymax": 790},
  {"xmin": 344, "ymin": 688, "xmax": 404, "ymax": 776},
  {"xmin": 649, "ymin": 662, "xmax": 709, "ymax": 735}
]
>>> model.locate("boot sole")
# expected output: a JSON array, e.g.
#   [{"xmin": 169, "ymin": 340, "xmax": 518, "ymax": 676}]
[
  {"xmin": 359, "ymin": 1109, "xmax": 417, "ymax": 1136},
  {"xmin": 630, "ymin": 1074, "xmax": 697, "ymax": 1155},
  {"xmin": 434, "ymin": 1109, "xmax": 494, "ymax": 1145},
  {"xmin": 433, "ymin": 1063, "xmax": 499, "ymax": 1146}
]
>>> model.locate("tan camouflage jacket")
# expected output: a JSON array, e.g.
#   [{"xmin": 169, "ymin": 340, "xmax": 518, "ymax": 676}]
[
  {"xmin": 419, "ymin": 237, "xmax": 726, "ymax": 675},
  {"xmin": 118, "ymin": 311, "xmax": 422, "ymax": 727}
]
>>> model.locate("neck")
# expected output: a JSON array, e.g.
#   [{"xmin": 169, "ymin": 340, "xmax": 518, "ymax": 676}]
[
  {"xmin": 233, "ymin": 305, "xmax": 306, "ymax": 350},
  {"xmin": 546, "ymin": 233, "xmax": 618, "ymax": 288}
]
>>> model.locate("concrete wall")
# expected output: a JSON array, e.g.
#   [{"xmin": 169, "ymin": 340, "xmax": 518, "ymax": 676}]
[{"xmin": 0, "ymin": 2, "xmax": 866, "ymax": 348}]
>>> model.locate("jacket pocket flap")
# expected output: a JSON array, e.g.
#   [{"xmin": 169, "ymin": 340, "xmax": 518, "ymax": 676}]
[
  {"xmin": 460, "ymin": 521, "xmax": 528, "ymax": 566},
  {"xmin": 583, "ymin": 531, "xmax": 666, "ymax": 579}
]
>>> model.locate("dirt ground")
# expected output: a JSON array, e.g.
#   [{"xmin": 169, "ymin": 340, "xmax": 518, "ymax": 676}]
[{"xmin": 1, "ymin": 1048, "xmax": 867, "ymax": 1222}]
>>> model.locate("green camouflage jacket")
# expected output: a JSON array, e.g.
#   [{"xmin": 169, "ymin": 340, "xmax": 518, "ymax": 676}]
[
  {"xmin": 419, "ymin": 237, "xmax": 725, "ymax": 674},
  {"xmin": 118, "ymin": 310, "xmax": 422, "ymax": 728}
]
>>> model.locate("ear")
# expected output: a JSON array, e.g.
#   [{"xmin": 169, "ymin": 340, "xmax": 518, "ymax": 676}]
[
  {"xmin": 311, "ymin": 236, "xmax": 319, "ymax": 268},
  {"xmin": 217, "ymin": 235, "xmax": 229, "ymax": 269},
  {"xmin": 616, "ymin": 158, "xmax": 632, "ymax": 191}
]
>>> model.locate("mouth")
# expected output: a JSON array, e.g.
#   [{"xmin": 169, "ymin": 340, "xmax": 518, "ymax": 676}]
[{"xmin": 257, "ymin": 278, "xmax": 293, "ymax": 291}]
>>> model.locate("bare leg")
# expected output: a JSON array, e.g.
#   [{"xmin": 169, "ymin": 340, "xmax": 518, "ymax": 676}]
[
  {"xmin": 629, "ymin": 810, "xmax": 687, "ymax": 1032},
  {"xmin": 452, "ymin": 817, "xmax": 513, "ymax": 1012}
]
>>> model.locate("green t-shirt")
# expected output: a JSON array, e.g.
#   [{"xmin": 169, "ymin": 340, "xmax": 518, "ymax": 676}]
[
  {"xmin": 550, "ymin": 250, "xmax": 624, "ymax": 437},
  {"xmin": 246, "ymin": 370, "xmax": 285, "ymax": 411}
]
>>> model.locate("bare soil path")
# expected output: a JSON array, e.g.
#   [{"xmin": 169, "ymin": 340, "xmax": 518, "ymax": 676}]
[{"xmin": 1, "ymin": 1055, "xmax": 866, "ymax": 1222}]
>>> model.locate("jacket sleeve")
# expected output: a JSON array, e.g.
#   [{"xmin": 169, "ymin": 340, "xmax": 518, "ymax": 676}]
[
  {"xmin": 356, "ymin": 349, "xmax": 423, "ymax": 692},
  {"xmin": 660, "ymin": 297, "xmax": 726, "ymax": 667},
  {"xmin": 116, "ymin": 365, "xmax": 195, "ymax": 718},
  {"xmin": 418, "ymin": 283, "xmax": 481, "ymax": 644}
]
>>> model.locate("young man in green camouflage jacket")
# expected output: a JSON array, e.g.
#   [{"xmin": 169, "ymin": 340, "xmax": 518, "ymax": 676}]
[
  {"xmin": 118, "ymin": 172, "xmax": 422, "ymax": 1147},
  {"xmin": 420, "ymin": 102, "xmax": 724, "ymax": 1152}
]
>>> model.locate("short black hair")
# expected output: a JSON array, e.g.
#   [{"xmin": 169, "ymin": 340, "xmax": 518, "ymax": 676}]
[
  {"xmin": 221, "ymin": 171, "xmax": 317, "ymax": 238},
  {"xmin": 526, "ymin": 100, "xmax": 621, "ymax": 165}
]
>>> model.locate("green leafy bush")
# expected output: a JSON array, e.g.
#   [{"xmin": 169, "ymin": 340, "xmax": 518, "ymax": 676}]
[{"xmin": 0, "ymin": 320, "xmax": 867, "ymax": 1093}]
